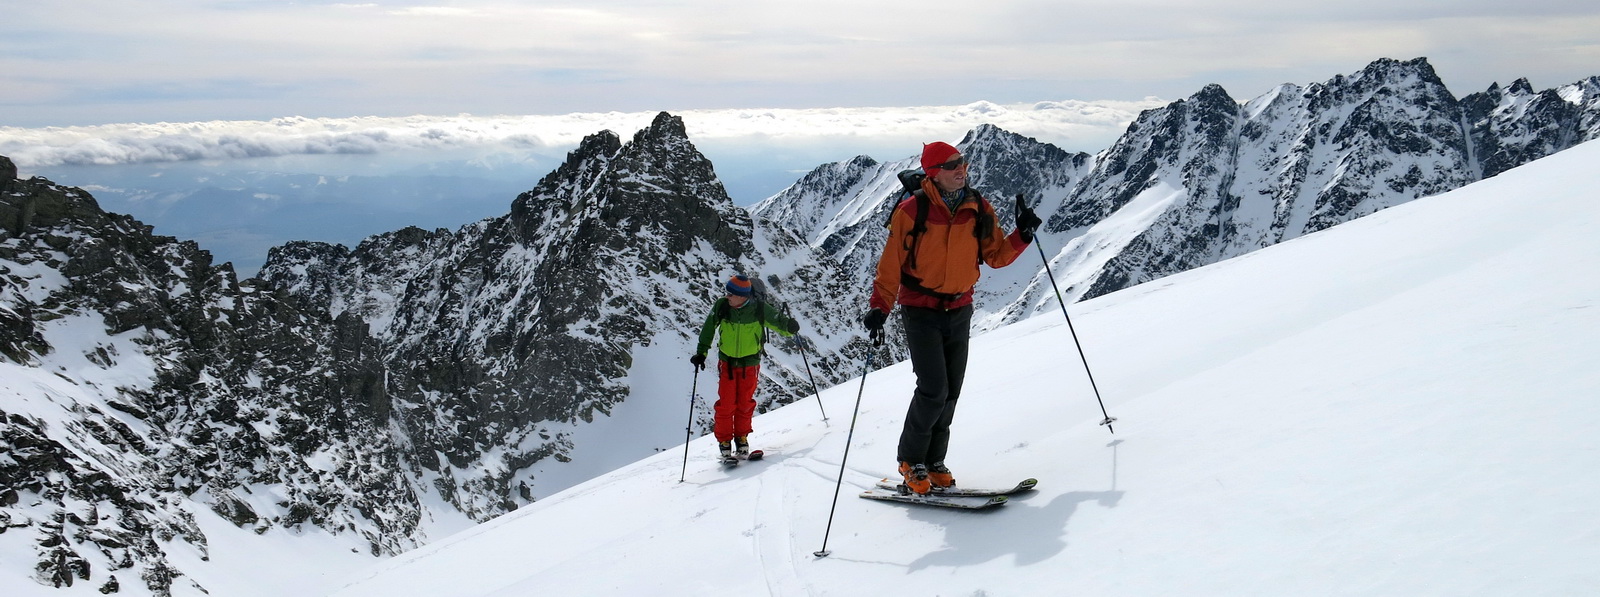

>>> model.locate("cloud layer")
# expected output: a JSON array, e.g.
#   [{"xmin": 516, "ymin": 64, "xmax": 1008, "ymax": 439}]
[{"xmin": 2, "ymin": 100, "xmax": 1166, "ymax": 171}]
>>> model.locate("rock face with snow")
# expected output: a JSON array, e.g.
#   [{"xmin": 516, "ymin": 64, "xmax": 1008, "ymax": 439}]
[
  {"xmin": 1035, "ymin": 59, "xmax": 1598, "ymax": 311},
  {"xmin": 258, "ymin": 113, "xmax": 762, "ymax": 518},
  {"xmin": 765, "ymin": 58, "xmax": 1600, "ymax": 328},
  {"xmin": 1, "ymin": 155, "xmax": 425, "ymax": 595},
  {"xmin": 256, "ymin": 112, "xmax": 876, "ymax": 521},
  {"xmin": 1463, "ymin": 76, "xmax": 1598, "ymax": 178},
  {"xmin": 1051, "ymin": 58, "xmax": 1483, "ymax": 302}
]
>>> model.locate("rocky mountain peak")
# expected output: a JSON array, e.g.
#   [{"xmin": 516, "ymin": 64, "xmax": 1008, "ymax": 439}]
[
  {"xmin": 1576, "ymin": 78, "xmax": 1600, "ymax": 139},
  {"xmin": 1356, "ymin": 56, "xmax": 1446, "ymax": 88},
  {"xmin": 577, "ymin": 128, "xmax": 625, "ymax": 157},
  {"xmin": 964, "ymin": 123, "xmax": 1017, "ymax": 146},
  {"xmin": 639, "ymin": 110, "xmax": 691, "ymax": 142},
  {"xmin": 1191, "ymin": 82, "xmax": 1237, "ymax": 107},
  {"xmin": 1581, "ymin": 76, "xmax": 1600, "ymax": 95},
  {"xmin": 1458, "ymin": 71, "xmax": 1600, "ymax": 179}
]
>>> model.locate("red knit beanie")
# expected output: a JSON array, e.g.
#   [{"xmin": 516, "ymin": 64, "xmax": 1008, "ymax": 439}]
[{"xmin": 920, "ymin": 142, "xmax": 961, "ymax": 174}]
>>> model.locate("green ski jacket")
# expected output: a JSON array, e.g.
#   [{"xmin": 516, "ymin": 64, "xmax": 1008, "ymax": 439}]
[{"xmin": 695, "ymin": 298, "xmax": 796, "ymax": 368}]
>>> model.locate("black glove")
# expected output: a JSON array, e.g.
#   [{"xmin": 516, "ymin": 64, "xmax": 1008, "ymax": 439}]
[
  {"xmin": 863, "ymin": 308, "xmax": 888, "ymax": 344},
  {"xmin": 1015, "ymin": 194, "xmax": 1041, "ymax": 242},
  {"xmin": 690, "ymin": 353, "xmax": 706, "ymax": 370},
  {"xmin": 786, "ymin": 318, "xmax": 801, "ymax": 334}
]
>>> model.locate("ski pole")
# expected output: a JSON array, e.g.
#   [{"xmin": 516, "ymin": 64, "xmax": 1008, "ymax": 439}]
[
  {"xmin": 798, "ymin": 341, "xmax": 829, "ymax": 425},
  {"xmin": 814, "ymin": 348, "xmax": 873, "ymax": 558},
  {"xmin": 1024, "ymin": 194, "xmax": 1117, "ymax": 434},
  {"xmin": 679, "ymin": 366, "xmax": 700, "ymax": 483},
  {"xmin": 783, "ymin": 303, "xmax": 829, "ymax": 425}
]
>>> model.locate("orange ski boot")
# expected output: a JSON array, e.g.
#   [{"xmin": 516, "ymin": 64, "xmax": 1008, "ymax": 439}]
[
  {"xmin": 928, "ymin": 461, "xmax": 956, "ymax": 489},
  {"xmin": 898, "ymin": 461, "xmax": 931, "ymax": 495}
]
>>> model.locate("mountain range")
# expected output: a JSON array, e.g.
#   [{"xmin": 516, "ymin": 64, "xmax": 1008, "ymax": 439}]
[{"xmin": 2, "ymin": 56, "xmax": 1597, "ymax": 595}]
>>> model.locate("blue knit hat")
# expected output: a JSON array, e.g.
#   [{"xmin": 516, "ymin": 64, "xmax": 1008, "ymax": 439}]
[{"xmin": 726, "ymin": 275, "xmax": 753, "ymax": 296}]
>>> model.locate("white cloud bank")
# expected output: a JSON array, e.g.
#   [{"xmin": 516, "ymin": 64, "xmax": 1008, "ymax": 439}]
[{"xmin": 2, "ymin": 100, "xmax": 1166, "ymax": 171}]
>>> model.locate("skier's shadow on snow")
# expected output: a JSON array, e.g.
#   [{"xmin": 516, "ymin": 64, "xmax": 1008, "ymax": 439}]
[
  {"xmin": 903, "ymin": 489, "xmax": 1124, "ymax": 571},
  {"xmin": 905, "ymin": 439, "xmax": 1127, "ymax": 571}
]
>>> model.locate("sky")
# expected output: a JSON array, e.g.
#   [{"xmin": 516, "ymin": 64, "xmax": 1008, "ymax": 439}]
[
  {"xmin": 5, "ymin": 1, "xmax": 1598, "ymax": 178},
  {"xmin": 4, "ymin": 1, "xmax": 1599, "ymax": 128},
  {"xmin": 10, "ymin": 133, "xmax": 1593, "ymax": 596}
]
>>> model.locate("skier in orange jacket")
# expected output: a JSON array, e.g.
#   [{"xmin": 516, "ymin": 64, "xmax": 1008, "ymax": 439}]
[{"xmin": 863, "ymin": 141, "xmax": 1041, "ymax": 494}]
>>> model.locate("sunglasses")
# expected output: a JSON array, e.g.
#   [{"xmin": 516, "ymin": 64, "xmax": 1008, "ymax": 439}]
[{"xmin": 930, "ymin": 156, "xmax": 968, "ymax": 171}]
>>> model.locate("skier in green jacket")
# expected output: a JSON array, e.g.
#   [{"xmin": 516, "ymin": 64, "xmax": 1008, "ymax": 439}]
[{"xmin": 692, "ymin": 275, "xmax": 800, "ymax": 461}]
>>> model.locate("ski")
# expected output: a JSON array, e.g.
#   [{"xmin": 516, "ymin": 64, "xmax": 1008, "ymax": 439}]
[
  {"xmin": 873, "ymin": 477, "xmax": 1037, "ymax": 497},
  {"xmin": 858, "ymin": 488, "xmax": 1006, "ymax": 510},
  {"xmin": 746, "ymin": 450, "xmax": 764, "ymax": 461}
]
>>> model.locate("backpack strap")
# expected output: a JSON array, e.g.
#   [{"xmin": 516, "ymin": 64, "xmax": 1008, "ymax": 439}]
[
  {"xmin": 969, "ymin": 189, "xmax": 994, "ymax": 265},
  {"xmin": 901, "ymin": 191, "xmax": 930, "ymax": 271},
  {"xmin": 755, "ymin": 297, "xmax": 767, "ymax": 351}
]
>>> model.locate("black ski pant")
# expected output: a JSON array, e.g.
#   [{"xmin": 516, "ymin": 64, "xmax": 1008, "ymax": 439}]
[{"xmin": 896, "ymin": 305, "xmax": 972, "ymax": 466}]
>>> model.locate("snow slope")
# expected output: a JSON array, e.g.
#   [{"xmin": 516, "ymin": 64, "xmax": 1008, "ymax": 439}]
[{"xmin": 322, "ymin": 139, "xmax": 1600, "ymax": 596}]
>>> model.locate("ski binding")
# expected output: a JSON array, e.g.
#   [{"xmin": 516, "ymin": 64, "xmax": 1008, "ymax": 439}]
[
  {"xmin": 873, "ymin": 477, "xmax": 1037, "ymax": 497},
  {"xmin": 721, "ymin": 449, "xmax": 763, "ymax": 466}
]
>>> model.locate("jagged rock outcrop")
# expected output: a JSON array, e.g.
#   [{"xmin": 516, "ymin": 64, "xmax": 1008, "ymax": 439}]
[
  {"xmin": 260, "ymin": 112, "xmax": 792, "ymax": 519},
  {"xmin": 1, "ymin": 160, "xmax": 426, "ymax": 595},
  {"xmin": 1462, "ymin": 77, "xmax": 1591, "ymax": 178}
]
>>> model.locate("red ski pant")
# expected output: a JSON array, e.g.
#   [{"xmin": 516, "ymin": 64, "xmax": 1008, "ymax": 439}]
[{"xmin": 714, "ymin": 361, "xmax": 760, "ymax": 442}]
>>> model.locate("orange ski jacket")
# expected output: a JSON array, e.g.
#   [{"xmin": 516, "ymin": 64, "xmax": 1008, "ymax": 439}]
[{"xmin": 869, "ymin": 178, "xmax": 1030, "ymax": 312}]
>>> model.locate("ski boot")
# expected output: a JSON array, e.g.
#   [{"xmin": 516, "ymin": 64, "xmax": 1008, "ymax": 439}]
[
  {"xmin": 718, "ymin": 441, "xmax": 737, "ymax": 465},
  {"xmin": 928, "ymin": 461, "xmax": 956, "ymax": 489},
  {"xmin": 734, "ymin": 436, "xmax": 751, "ymax": 460},
  {"xmin": 898, "ymin": 461, "xmax": 931, "ymax": 495}
]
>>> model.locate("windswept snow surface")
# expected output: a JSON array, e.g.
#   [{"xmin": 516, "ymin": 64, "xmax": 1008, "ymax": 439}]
[{"xmin": 325, "ymin": 139, "xmax": 1600, "ymax": 596}]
